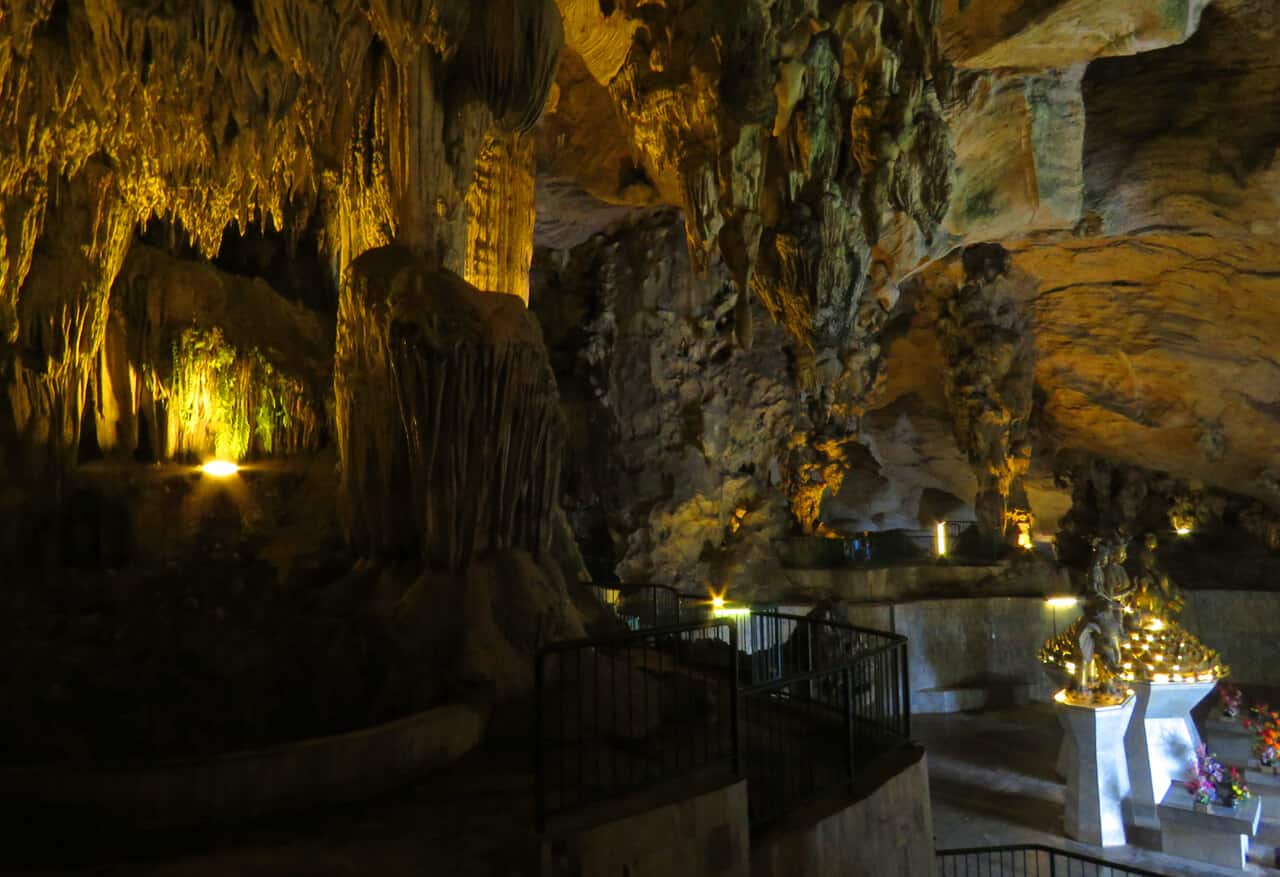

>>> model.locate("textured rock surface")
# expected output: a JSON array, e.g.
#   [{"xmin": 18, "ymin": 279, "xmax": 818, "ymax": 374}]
[
  {"xmin": 941, "ymin": 0, "xmax": 1210, "ymax": 69},
  {"xmin": 100, "ymin": 245, "xmax": 331, "ymax": 462},
  {"xmin": 337, "ymin": 247, "xmax": 563, "ymax": 567},
  {"xmin": 0, "ymin": 0, "xmax": 1278, "ymax": 758},
  {"xmin": 532, "ymin": 211, "xmax": 800, "ymax": 594},
  {"xmin": 532, "ymin": 0, "xmax": 1280, "ymax": 585}
]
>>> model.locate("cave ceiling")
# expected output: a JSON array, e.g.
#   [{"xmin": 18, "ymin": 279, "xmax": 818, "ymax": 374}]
[{"xmin": 0, "ymin": 0, "xmax": 1277, "ymax": 579}]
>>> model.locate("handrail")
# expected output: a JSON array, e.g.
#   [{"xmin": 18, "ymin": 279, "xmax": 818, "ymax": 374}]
[
  {"xmin": 738, "ymin": 639, "xmax": 906, "ymax": 694},
  {"xmin": 534, "ymin": 619, "xmax": 739, "ymax": 832},
  {"xmin": 740, "ymin": 638, "xmax": 911, "ymax": 829},
  {"xmin": 936, "ymin": 843, "xmax": 1173, "ymax": 877},
  {"xmin": 762, "ymin": 611, "xmax": 908, "ymax": 644},
  {"xmin": 537, "ymin": 587, "xmax": 913, "ymax": 834},
  {"xmin": 535, "ymin": 618, "xmax": 718, "ymax": 653}
]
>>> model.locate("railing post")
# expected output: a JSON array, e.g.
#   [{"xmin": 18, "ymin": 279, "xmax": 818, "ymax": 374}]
[
  {"xmin": 731, "ymin": 623, "xmax": 741, "ymax": 778},
  {"xmin": 845, "ymin": 665, "xmax": 855, "ymax": 783},
  {"xmin": 900, "ymin": 641, "xmax": 911, "ymax": 738},
  {"xmin": 534, "ymin": 649, "xmax": 545, "ymax": 834}
]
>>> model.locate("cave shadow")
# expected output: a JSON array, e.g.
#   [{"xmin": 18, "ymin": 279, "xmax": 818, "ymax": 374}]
[{"xmin": 929, "ymin": 775, "xmax": 1064, "ymax": 836}]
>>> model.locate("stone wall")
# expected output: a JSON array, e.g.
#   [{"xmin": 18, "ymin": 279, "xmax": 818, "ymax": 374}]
[
  {"xmin": 830, "ymin": 589, "xmax": 1279, "ymax": 713},
  {"xmin": 841, "ymin": 597, "xmax": 1063, "ymax": 712},
  {"xmin": 1182, "ymin": 590, "xmax": 1280, "ymax": 689},
  {"xmin": 547, "ymin": 779, "xmax": 750, "ymax": 877},
  {"xmin": 751, "ymin": 747, "xmax": 934, "ymax": 877}
]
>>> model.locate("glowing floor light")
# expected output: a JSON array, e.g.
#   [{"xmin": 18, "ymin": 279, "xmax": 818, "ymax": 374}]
[
  {"xmin": 935, "ymin": 521, "xmax": 948, "ymax": 557},
  {"xmin": 1175, "ymin": 526, "xmax": 1192, "ymax": 536},
  {"xmin": 201, "ymin": 459, "xmax": 240, "ymax": 478},
  {"xmin": 1045, "ymin": 596, "xmax": 1079, "ymax": 609}
]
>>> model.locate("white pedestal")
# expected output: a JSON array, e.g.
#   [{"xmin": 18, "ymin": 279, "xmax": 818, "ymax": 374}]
[
  {"xmin": 1124, "ymin": 680, "xmax": 1215, "ymax": 829},
  {"xmin": 1158, "ymin": 780, "xmax": 1261, "ymax": 870},
  {"xmin": 1057, "ymin": 694, "xmax": 1136, "ymax": 847}
]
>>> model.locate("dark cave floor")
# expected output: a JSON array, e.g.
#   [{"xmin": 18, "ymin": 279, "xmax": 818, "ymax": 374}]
[
  {"xmin": 10, "ymin": 706, "xmax": 1280, "ymax": 875},
  {"xmin": 4, "ymin": 739, "xmax": 543, "ymax": 877}
]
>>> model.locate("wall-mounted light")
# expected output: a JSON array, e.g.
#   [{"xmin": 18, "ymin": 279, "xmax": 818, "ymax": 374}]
[
  {"xmin": 1175, "ymin": 526, "xmax": 1192, "ymax": 536},
  {"xmin": 1046, "ymin": 595, "xmax": 1078, "ymax": 637},
  {"xmin": 201, "ymin": 459, "xmax": 239, "ymax": 478},
  {"xmin": 935, "ymin": 521, "xmax": 948, "ymax": 557}
]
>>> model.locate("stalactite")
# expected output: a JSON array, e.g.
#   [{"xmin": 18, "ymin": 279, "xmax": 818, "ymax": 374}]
[
  {"xmin": 456, "ymin": 0, "xmax": 564, "ymax": 134},
  {"xmin": 97, "ymin": 244, "xmax": 330, "ymax": 462},
  {"xmin": 0, "ymin": 161, "xmax": 131, "ymax": 493},
  {"xmin": 337, "ymin": 246, "xmax": 563, "ymax": 568},
  {"xmin": 463, "ymin": 131, "xmax": 535, "ymax": 303}
]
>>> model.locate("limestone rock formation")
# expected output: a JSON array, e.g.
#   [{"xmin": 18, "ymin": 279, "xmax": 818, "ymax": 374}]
[
  {"xmin": 101, "ymin": 245, "xmax": 331, "ymax": 462},
  {"xmin": 532, "ymin": 211, "xmax": 800, "ymax": 595},
  {"xmin": 2, "ymin": 0, "xmax": 1279, "ymax": 760},
  {"xmin": 337, "ymin": 248, "xmax": 563, "ymax": 568}
]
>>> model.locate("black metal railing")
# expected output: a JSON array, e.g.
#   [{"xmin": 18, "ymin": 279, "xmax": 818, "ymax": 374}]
[
  {"xmin": 536, "ymin": 593, "xmax": 912, "ymax": 834},
  {"xmin": 936, "ymin": 845, "xmax": 1172, "ymax": 877},
  {"xmin": 586, "ymin": 582, "xmax": 683, "ymax": 630},
  {"xmin": 742, "ymin": 637, "xmax": 910, "ymax": 829},
  {"xmin": 680, "ymin": 605, "xmax": 905, "ymax": 688},
  {"xmin": 534, "ymin": 620, "xmax": 739, "ymax": 831}
]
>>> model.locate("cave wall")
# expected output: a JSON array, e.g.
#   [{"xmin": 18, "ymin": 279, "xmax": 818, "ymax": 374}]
[
  {"xmin": 531, "ymin": 211, "xmax": 801, "ymax": 595},
  {"xmin": 1, "ymin": 0, "xmax": 1277, "ymax": 591},
  {"xmin": 533, "ymin": 0, "xmax": 1280, "ymax": 584}
]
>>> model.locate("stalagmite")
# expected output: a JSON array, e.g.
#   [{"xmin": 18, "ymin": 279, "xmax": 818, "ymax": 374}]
[
  {"xmin": 464, "ymin": 132, "xmax": 536, "ymax": 303},
  {"xmin": 337, "ymin": 247, "xmax": 563, "ymax": 568},
  {"xmin": 928, "ymin": 243, "xmax": 1037, "ymax": 540}
]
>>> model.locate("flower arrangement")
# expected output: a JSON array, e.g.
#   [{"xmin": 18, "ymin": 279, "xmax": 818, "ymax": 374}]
[
  {"xmin": 1186, "ymin": 745, "xmax": 1250, "ymax": 808},
  {"xmin": 1243, "ymin": 702, "xmax": 1280, "ymax": 769},
  {"xmin": 1218, "ymin": 682, "xmax": 1244, "ymax": 718}
]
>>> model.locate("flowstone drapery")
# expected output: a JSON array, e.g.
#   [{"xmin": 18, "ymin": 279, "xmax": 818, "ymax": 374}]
[{"xmin": 337, "ymin": 247, "xmax": 563, "ymax": 569}]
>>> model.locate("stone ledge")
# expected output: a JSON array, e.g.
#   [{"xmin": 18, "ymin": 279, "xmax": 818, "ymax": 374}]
[{"xmin": 0, "ymin": 699, "xmax": 489, "ymax": 831}]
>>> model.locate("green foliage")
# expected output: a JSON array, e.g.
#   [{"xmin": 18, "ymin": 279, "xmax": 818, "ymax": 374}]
[{"xmin": 169, "ymin": 325, "xmax": 301, "ymax": 460}]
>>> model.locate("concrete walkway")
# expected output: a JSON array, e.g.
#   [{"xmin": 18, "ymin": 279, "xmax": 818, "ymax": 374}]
[{"xmin": 918, "ymin": 704, "xmax": 1279, "ymax": 875}]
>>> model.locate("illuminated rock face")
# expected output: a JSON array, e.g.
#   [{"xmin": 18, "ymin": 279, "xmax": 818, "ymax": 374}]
[
  {"xmin": 100, "ymin": 245, "xmax": 330, "ymax": 463},
  {"xmin": 531, "ymin": 212, "xmax": 799, "ymax": 593},
  {"xmin": 0, "ymin": 0, "xmax": 1277, "ymax": 589}
]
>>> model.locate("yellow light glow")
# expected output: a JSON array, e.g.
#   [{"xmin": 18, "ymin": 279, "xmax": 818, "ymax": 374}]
[
  {"xmin": 1045, "ymin": 596, "xmax": 1078, "ymax": 609},
  {"xmin": 711, "ymin": 595, "xmax": 725, "ymax": 610},
  {"xmin": 1064, "ymin": 661, "xmax": 1077, "ymax": 673},
  {"xmin": 712, "ymin": 606, "xmax": 752, "ymax": 619},
  {"xmin": 1145, "ymin": 617, "xmax": 1165, "ymax": 631},
  {"xmin": 1175, "ymin": 526, "xmax": 1192, "ymax": 536},
  {"xmin": 1017, "ymin": 531, "xmax": 1034, "ymax": 550},
  {"xmin": 201, "ymin": 460, "xmax": 239, "ymax": 478},
  {"xmin": 1153, "ymin": 673, "xmax": 1170, "ymax": 684},
  {"xmin": 935, "ymin": 522, "xmax": 948, "ymax": 557}
]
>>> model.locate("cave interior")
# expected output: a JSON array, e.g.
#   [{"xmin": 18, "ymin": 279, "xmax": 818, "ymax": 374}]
[{"xmin": 2, "ymin": 0, "xmax": 1279, "ymax": 872}]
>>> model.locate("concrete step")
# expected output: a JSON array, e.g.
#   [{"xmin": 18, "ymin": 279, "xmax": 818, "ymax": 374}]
[{"xmin": 914, "ymin": 680, "xmax": 1039, "ymax": 714}]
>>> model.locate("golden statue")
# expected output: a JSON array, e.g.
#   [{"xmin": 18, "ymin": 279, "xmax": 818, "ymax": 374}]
[{"xmin": 1040, "ymin": 532, "xmax": 1225, "ymax": 704}]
